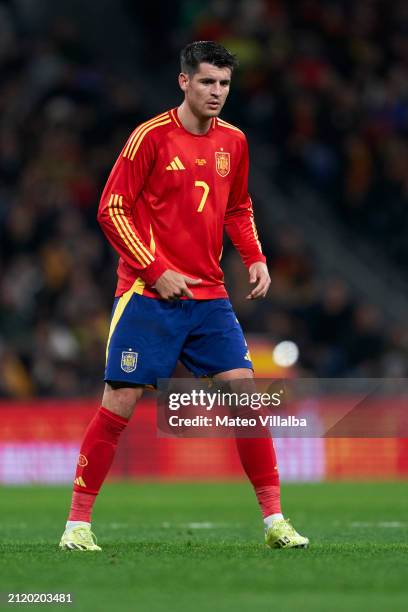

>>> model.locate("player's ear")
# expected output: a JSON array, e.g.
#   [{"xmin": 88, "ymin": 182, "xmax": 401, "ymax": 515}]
[{"xmin": 178, "ymin": 72, "xmax": 189, "ymax": 92}]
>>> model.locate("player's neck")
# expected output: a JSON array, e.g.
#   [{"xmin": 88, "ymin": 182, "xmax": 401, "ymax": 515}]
[{"xmin": 177, "ymin": 103, "xmax": 213, "ymax": 135}]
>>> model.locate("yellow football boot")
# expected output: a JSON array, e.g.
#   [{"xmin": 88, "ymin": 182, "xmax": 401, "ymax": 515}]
[
  {"xmin": 59, "ymin": 525, "xmax": 101, "ymax": 551},
  {"xmin": 265, "ymin": 518, "xmax": 309, "ymax": 549}
]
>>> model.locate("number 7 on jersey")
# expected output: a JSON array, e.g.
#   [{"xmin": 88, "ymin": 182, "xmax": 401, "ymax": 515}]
[{"xmin": 195, "ymin": 181, "xmax": 210, "ymax": 213}]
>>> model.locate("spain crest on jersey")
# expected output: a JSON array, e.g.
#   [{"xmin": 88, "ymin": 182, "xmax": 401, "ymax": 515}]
[
  {"xmin": 121, "ymin": 350, "xmax": 138, "ymax": 373},
  {"xmin": 215, "ymin": 151, "xmax": 230, "ymax": 177}
]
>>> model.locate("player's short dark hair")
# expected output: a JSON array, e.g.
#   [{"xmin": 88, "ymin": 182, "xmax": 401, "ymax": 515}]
[{"xmin": 180, "ymin": 41, "xmax": 238, "ymax": 76}]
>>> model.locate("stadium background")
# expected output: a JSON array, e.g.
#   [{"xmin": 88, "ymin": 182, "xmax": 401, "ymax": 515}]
[{"xmin": 1, "ymin": 0, "xmax": 408, "ymax": 483}]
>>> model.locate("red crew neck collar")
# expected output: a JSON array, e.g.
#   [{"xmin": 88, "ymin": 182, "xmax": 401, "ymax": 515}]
[{"xmin": 171, "ymin": 108, "xmax": 216, "ymax": 136}]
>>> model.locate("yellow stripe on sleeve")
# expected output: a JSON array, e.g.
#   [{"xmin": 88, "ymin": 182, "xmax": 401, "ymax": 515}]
[
  {"xmin": 108, "ymin": 195, "xmax": 144, "ymax": 265},
  {"xmin": 123, "ymin": 112, "xmax": 168, "ymax": 157},
  {"xmin": 149, "ymin": 224, "xmax": 156, "ymax": 254},
  {"xmin": 248, "ymin": 199, "xmax": 262, "ymax": 250},
  {"xmin": 250, "ymin": 216, "xmax": 262, "ymax": 251},
  {"xmin": 123, "ymin": 112, "xmax": 169, "ymax": 158},
  {"xmin": 112, "ymin": 195, "xmax": 153, "ymax": 265},
  {"xmin": 128, "ymin": 118, "xmax": 171, "ymax": 161},
  {"xmin": 217, "ymin": 118, "xmax": 243, "ymax": 133},
  {"xmin": 117, "ymin": 196, "xmax": 154, "ymax": 263},
  {"xmin": 108, "ymin": 194, "xmax": 153, "ymax": 267}
]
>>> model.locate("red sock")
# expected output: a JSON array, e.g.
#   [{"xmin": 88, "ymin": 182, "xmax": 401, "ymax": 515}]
[
  {"xmin": 235, "ymin": 437, "xmax": 282, "ymax": 517},
  {"xmin": 68, "ymin": 406, "xmax": 128, "ymax": 522},
  {"xmin": 68, "ymin": 490, "xmax": 96, "ymax": 522}
]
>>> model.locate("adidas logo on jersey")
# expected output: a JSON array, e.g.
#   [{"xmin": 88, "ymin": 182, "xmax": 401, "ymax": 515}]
[
  {"xmin": 74, "ymin": 476, "xmax": 86, "ymax": 487},
  {"xmin": 166, "ymin": 156, "xmax": 185, "ymax": 171}
]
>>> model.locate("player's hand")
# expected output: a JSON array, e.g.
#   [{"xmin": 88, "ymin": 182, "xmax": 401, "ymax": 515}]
[
  {"xmin": 246, "ymin": 262, "xmax": 270, "ymax": 299},
  {"xmin": 153, "ymin": 270, "xmax": 202, "ymax": 300}
]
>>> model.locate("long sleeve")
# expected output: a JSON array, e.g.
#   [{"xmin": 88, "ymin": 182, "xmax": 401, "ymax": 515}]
[
  {"xmin": 97, "ymin": 133, "xmax": 167, "ymax": 286},
  {"xmin": 224, "ymin": 137, "xmax": 266, "ymax": 267}
]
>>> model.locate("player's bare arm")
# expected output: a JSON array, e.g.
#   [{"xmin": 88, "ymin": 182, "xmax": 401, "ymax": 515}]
[{"xmin": 246, "ymin": 262, "xmax": 271, "ymax": 300}]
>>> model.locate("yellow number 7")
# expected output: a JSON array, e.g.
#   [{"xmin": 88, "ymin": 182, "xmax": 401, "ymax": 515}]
[{"xmin": 195, "ymin": 180, "xmax": 210, "ymax": 212}]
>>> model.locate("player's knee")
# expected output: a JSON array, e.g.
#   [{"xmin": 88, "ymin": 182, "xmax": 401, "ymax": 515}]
[
  {"xmin": 102, "ymin": 383, "xmax": 144, "ymax": 419},
  {"xmin": 211, "ymin": 371, "xmax": 256, "ymax": 420},
  {"xmin": 214, "ymin": 369, "xmax": 256, "ymax": 405},
  {"xmin": 215, "ymin": 368, "xmax": 254, "ymax": 383}
]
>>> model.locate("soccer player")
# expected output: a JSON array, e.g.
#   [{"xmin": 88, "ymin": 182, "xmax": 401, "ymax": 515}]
[{"xmin": 59, "ymin": 41, "xmax": 308, "ymax": 551}]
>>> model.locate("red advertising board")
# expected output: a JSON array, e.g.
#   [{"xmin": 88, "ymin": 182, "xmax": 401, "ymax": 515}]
[{"xmin": 0, "ymin": 399, "xmax": 407, "ymax": 482}]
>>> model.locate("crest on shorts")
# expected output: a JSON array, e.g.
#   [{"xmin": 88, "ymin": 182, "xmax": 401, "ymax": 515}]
[
  {"xmin": 121, "ymin": 350, "xmax": 138, "ymax": 373},
  {"xmin": 215, "ymin": 151, "xmax": 230, "ymax": 177}
]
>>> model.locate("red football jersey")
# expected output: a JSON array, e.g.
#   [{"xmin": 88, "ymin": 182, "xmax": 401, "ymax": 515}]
[{"xmin": 98, "ymin": 108, "xmax": 266, "ymax": 299}]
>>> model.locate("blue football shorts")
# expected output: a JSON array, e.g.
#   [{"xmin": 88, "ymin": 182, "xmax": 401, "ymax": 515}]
[{"xmin": 104, "ymin": 293, "xmax": 253, "ymax": 387}]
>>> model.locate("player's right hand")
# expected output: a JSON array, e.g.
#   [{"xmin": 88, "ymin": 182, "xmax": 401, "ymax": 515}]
[{"xmin": 153, "ymin": 270, "xmax": 202, "ymax": 300}]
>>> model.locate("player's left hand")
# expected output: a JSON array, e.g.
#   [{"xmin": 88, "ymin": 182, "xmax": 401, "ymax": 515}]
[{"xmin": 246, "ymin": 262, "xmax": 270, "ymax": 299}]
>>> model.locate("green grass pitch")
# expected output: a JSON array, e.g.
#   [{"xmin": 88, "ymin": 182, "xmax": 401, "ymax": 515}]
[{"xmin": 0, "ymin": 482, "xmax": 407, "ymax": 611}]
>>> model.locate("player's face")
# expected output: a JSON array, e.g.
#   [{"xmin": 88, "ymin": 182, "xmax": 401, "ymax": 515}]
[{"xmin": 179, "ymin": 63, "xmax": 232, "ymax": 119}]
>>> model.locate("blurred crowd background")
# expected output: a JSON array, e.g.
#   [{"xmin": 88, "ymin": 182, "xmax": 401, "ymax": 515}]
[{"xmin": 1, "ymin": 0, "xmax": 408, "ymax": 398}]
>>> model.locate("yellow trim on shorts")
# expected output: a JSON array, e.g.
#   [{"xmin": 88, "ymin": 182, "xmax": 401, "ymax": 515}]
[{"xmin": 105, "ymin": 278, "xmax": 145, "ymax": 364}]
